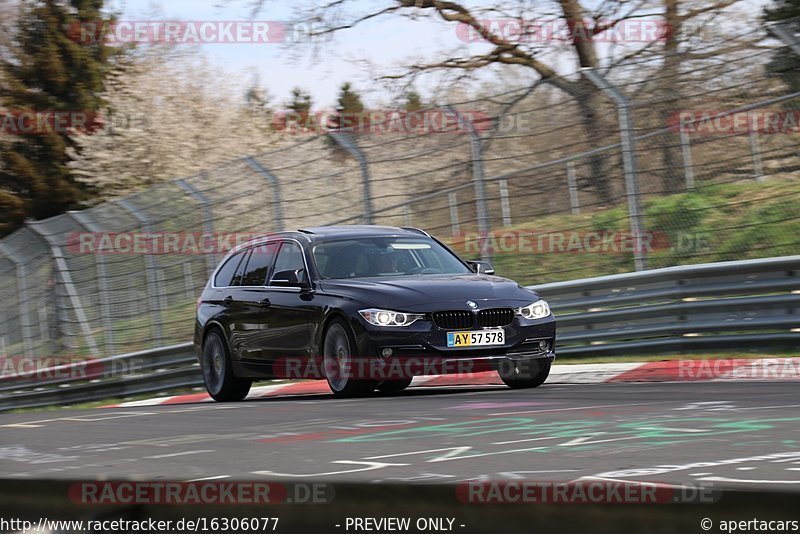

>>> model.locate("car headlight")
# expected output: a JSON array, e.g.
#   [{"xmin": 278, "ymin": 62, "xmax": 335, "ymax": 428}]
[
  {"xmin": 515, "ymin": 300, "xmax": 551, "ymax": 320},
  {"xmin": 359, "ymin": 309, "xmax": 424, "ymax": 327}
]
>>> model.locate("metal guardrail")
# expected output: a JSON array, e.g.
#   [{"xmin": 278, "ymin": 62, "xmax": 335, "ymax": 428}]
[
  {"xmin": 0, "ymin": 255, "xmax": 797, "ymax": 412},
  {"xmin": 0, "ymin": 343, "xmax": 199, "ymax": 413},
  {"xmin": 532, "ymin": 255, "xmax": 800, "ymax": 356}
]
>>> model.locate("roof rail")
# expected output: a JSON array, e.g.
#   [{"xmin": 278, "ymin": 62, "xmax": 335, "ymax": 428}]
[{"xmin": 400, "ymin": 226, "xmax": 430, "ymax": 237}]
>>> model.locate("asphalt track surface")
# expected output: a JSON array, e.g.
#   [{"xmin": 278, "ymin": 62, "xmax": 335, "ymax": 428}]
[{"xmin": 2, "ymin": 380, "xmax": 799, "ymax": 488}]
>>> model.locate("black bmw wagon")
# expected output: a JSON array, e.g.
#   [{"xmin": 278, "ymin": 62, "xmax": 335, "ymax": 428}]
[{"xmin": 194, "ymin": 225, "xmax": 556, "ymax": 399}]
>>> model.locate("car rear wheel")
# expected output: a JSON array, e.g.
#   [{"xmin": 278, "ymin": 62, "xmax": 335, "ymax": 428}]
[
  {"xmin": 376, "ymin": 377, "xmax": 413, "ymax": 393},
  {"xmin": 498, "ymin": 359, "xmax": 551, "ymax": 389},
  {"xmin": 323, "ymin": 319, "xmax": 375, "ymax": 398},
  {"xmin": 202, "ymin": 330, "xmax": 252, "ymax": 402}
]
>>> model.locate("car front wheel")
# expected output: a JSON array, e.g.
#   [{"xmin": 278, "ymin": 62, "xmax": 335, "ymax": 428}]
[
  {"xmin": 498, "ymin": 359, "xmax": 551, "ymax": 389},
  {"xmin": 323, "ymin": 319, "xmax": 376, "ymax": 398},
  {"xmin": 202, "ymin": 329, "xmax": 252, "ymax": 402}
]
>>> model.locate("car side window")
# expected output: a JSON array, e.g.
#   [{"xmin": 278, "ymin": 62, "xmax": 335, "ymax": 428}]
[
  {"xmin": 213, "ymin": 250, "xmax": 247, "ymax": 287},
  {"xmin": 241, "ymin": 242, "xmax": 279, "ymax": 286},
  {"xmin": 230, "ymin": 249, "xmax": 251, "ymax": 287},
  {"xmin": 270, "ymin": 242, "xmax": 307, "ymax": 283}
]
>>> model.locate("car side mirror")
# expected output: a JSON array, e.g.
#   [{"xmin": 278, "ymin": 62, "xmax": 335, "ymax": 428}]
[
  {"xmin": 467, "ymin": 261, "xmax": 495, "ymax": 275},
  {"xmin": 271, "ymin": 269, "xmax": 311, "ymax": 289}
]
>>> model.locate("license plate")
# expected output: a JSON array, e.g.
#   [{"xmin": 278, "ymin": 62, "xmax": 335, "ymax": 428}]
[{"xmin": 447, "ymin": 329, "xmax": 505, "ymax": 347}]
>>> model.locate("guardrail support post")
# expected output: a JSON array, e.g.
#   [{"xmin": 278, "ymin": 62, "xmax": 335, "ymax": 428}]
[
  {"xmin": 582, "ymin": 68, "xmax": 647, "ymax": 271},
  {"xmin": 244, "ymin": 158, "xmax": 285, "ymax": 232},
  {"xmin": 117, "ymin": 199, "xmax": 164, "ymax": 344},
  {"xmin": 444, "ymin": 105, "xmax": 492, "ymax": 262},
  {"xmin": 25, "ymin": 222, "xmax": 100, "ymax": 357},
  {"xmin": 327, "ymin": 133, "xmax": 374, "ymax": 224}
]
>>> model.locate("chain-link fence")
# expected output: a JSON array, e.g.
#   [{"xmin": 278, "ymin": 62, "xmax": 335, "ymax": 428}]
[{"xmin": 1, "ymin": 23, "xmax": 799, "ymax": 359}]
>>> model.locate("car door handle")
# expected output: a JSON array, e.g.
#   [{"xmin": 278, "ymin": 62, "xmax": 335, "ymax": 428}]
[
  {"xmin": 258, "ymin": 298, "xmax": 271, "ymax": 308},
  {"xmin": 223, "ymin": 295, "xmax": 233, "ymax": 306}
]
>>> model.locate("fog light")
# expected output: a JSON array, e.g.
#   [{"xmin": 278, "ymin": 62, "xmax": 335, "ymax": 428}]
[
  {"xmin": 381, "ymin": 348, "xmax": 393, "ymax": 358},
  {"xmin": 539, "ymin": 340, "xmax": 549, "ymax": 351}
]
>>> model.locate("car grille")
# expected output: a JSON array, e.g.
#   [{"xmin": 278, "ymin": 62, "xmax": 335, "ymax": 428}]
[
  {"xmin": 478, "ymin": 308, "xmax": 515, "ymax": 327},
  {"xmin": 431, "ymin": 311, "xmax": 473, "ymax": 330}
]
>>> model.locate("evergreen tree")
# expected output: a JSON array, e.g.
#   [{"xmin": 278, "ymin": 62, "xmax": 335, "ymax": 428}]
[
  {"xmin": 288, "ymin": 87, "xmax": 312, "ymax": 117},
  {"xmin": 764, "ymin": 0, "xmax": 800, "ymax": 91},
  {"xmin": 334, "ymin": 82, "xmax": 365, "ymax": 132},
  {"xmin": 0, "ymin": 0, "xmax": 115, "ymax": 235},
  {"xmin": 404, "ymin": 89, "xmax": 423, "ymax": 112},
  {"xmin": 336, "ymin": 82, "xmax": 364, "ymax": 115}
]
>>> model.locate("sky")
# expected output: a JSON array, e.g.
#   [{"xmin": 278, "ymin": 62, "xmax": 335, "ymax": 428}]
[{"xmin": 107, "ymin": 0, "xmax": 466, "ymax": 108}]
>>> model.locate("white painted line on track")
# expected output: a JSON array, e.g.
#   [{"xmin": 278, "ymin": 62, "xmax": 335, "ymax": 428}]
[
  {"xmin": 186, "ymin": 475, "xmax": 231, "ymax": 481},
  {"xmin": 144, "ymin": 450, "xmax": 215, "ymax": 459}
]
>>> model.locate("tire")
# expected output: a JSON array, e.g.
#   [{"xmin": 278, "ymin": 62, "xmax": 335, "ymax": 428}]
[
  {"xmin": 498, "ymin": 358, "xmax": 551, "ymax": 389},
  {"xmin": 323, "ymin": 318, "xmax": 376, "ymax": 398},
  {"xmin": 201, "ymin": 329, "xmax": 252, "ymax": 402},
  {"xmin": 376, "ymin": 377, "xmax": 413, "ymax": 393}
]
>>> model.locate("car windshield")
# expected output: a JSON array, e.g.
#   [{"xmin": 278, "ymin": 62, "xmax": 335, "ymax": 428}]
[{"xmin": 313, "ymin": 237, "xmax": 472, "ymax": 279}]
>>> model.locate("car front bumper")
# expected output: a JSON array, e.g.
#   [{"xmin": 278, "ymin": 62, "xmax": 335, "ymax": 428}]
[{"xmin": 349, "ymin": 315, "xmax": 556, "ymax": 377}]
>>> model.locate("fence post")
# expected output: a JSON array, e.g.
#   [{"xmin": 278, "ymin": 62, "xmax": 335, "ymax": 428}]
[
  {"xmin": 25, "ymin": 222, "xmax": 100, "ymax": 357},
  {"xmin": 499, "ymin": 179, "xmax": 512, "ymax": 227},
  {"xmin": 403, "ymin": 205, "xmax": 412, "ymax": 227},
  {"xmin": 768, "ymin": 22, "xmax": 800, "ymax": 184},
  {"xmin": 327, "ymin": 133, "xmax": 374, "ymax": 224},
  {"xmin": 582, "ymin": 68, "xmax": 647, "ymax": 272},
  {"xmin": 0, "ymin": 244, "xmax": 35, "ymax": 358},
  {"xmin": 176, "ymin": 176, "xmax": 220, "ymax": 273},
  {"xmin": 0, "ymin": 312, "xmax": 6, "ymax": 357},
  {"xmin": 448, "ymin": 192, "xmax": 460, "ymax": 237},
  {"xmin": 117, "ymin": 199, "xmax": 163, "ymax": 344},
  {"xmin": 244, "ymin": 158, "xmax": 285, "ymax": 232},
  {"xmin": 443, "ymin": 106, "xmax": 491, "ymax": 262},
  {"xmin": 679, "ymin": 129, "xmax": 695, "ymax": 190},
  {"xmin": 769, "ymin": 22, "xmax": 800, "ymax": 56},
  {"xmin": 566, "ymin": 160, "xmax": 580, "ymax": 214},
  {"xmin": 748, "ymin": 121, "xmax": 764, "ymax": 183},
  {"xmin": 67, "ymin": 211, "xmax": 114, "ymax": 355}
]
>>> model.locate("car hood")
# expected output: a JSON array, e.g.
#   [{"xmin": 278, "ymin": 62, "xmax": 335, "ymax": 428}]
[{"xmin": 318, "ymin": 274, "xmax": 540, "ymax": 311}]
